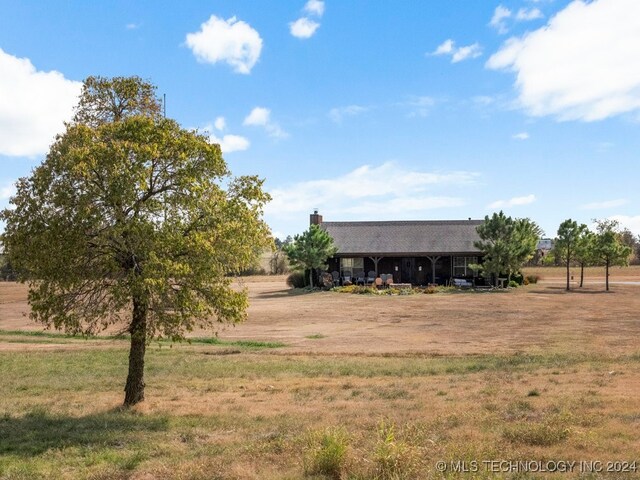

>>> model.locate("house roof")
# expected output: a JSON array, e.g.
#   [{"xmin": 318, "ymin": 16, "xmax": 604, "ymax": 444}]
[{"xmin": 321, "ymin": 220, "xmax": 484, "ymax": 256}]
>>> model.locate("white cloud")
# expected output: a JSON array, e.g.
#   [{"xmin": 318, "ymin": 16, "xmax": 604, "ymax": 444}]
[
  {"xmin": 433, "ymin": 39, "xmax": 454, "ymax": 55},
  {"xmin": 214, "ymin": 116, "xmax": 226, "ymax": 131},
  {"xmin": 403, "ymin": 96, "xmax": 436, "ymax": 117},
  {"xmin": 608, "ymin": 215, "xmax": 640, "ymax": 236},
  {"xmin": 207, "ymin": 133, "xmax": 250, "ymax": 153},
  {"xmin": 202, "ymin": 123, "xmax": 249, "ymax": 153},
  {"xmin": 289, "ymin": 17, "xmax": 320, "ymax": 39},
  {"xmin": 185, "ymin": 15, "xmax": 262, "ymax": 74},
  {"xmin": 488, "ymin": 194, "xmax": 536, "ymax": 209},
  {"xmin": 487, "ymin": 0, "xmax": 640, "ymax": 121},
  {"xmin": 0, "ymin": 49, "xmax": 81, "ymax": 157},
  {"xmin": 243, "ymin": 107, "xmax": 288, "ymax": 138},
  {"xmin": 512, "ymin": 132, "xmax": 530, "ymax": 140},
  {"xmin": 452, "ymin": 43, "xmax": 482, "ymax": 63},
  {"xmin": 243, "ymin": 107, "xmax": 270, "ymax": 126},
  {"xmin": 265, "ymin": 162, "xmax": 479, "ymax": 219},
  {"xmin": 125, "ymin": 23, "xmax": 140, "ymax": 30},
  {"xmin": 580, "ymin": 199, "xmax": 628, "ymax": 210},
  {"xmin": 490, "ymin": 5, "xmax": 512, "ymax": 34},
  {"xmin": 304, "ymin": 0, "xmax": 325, "ymax": 17},
  {"xmin": 516, "ymin": 8, "xmax": 543, "ymax": 21},
  {"xmin": 431, "ymin": 39, "xmax": 482, "ymax": 63},
  {"xmin": 328, "ymin": 105, "xmax": 367, "ymax": 123},
  {"xmin": 0, "ymin": 182, "xmax": 16, "ymax": 200},
  {"xmin": 473, "ymin": 95, "xmax": 496, "ymax": 106}
]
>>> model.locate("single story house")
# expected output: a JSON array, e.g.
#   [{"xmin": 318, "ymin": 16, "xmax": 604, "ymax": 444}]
[{"xmin": 311, "ymin": 211, "xmax": 485, "ymax": 285}]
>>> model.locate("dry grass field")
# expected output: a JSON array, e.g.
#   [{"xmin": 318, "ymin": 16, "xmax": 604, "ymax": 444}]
[{"xmin": 1, "ymin": 266, "xmax": 640, "ymax": 479}]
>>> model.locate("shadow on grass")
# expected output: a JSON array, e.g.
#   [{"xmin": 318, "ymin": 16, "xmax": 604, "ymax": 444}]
[
  {"xmin": 256, "ymin": 288, "xmax": 318, "ymax": 298},
  {"xmin": 529, "ymin": 287, "xmax": 612, "ymax": 295},
  {"xmin": 0, "ymin": 408, "xmax": 169, "ymax": 457}
]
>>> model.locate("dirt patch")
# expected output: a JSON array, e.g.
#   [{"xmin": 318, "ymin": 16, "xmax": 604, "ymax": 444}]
[{"xmin": 3, "ymin": 270, "xmax": 640, "ymax": 356}]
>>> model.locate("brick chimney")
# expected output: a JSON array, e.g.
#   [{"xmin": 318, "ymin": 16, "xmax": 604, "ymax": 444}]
[{"xmin": 310, "ymin": 209, "xmax": 323, "ymax": 226}]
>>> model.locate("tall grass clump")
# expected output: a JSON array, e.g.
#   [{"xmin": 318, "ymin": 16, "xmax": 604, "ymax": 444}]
[
  {"xmin": 371, "ymin": 420, "xmax": 419, "ymax": 479},
  {"xmin": 303, "ymin": 426, "xmax": 350, "ymax": 479}
]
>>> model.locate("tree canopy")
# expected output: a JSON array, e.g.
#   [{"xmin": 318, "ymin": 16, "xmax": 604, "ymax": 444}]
[
  {"xmin": 553, "ymin": 219, "xmax": 587, "ymax": 290},
  {"xmin": 1, "ymin": 76, "xmax": 271, "ymax": 406},
  {"xmin": 593, "ymin": 219, "xmax": 631, "ymax": 291},
  {"xmin": 474, "ymin": 211, "xmax": 541, "ymax": 285},
  {"xmin": 284, "ymin": 225, "xmax": 337, "ymax": 287}
]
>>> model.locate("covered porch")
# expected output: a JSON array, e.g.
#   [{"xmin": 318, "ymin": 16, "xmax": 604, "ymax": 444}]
[{"xmin": 326, "ymin": 254, "xmax": 483, "ymax": 286}]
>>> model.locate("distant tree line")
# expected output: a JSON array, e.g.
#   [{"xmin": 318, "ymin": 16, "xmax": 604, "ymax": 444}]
[{"xmin": 552, "ymin": 218, "xmax": 631, "ymax": 291}]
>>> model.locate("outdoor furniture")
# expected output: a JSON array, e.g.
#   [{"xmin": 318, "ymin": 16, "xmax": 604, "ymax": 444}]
[
  {"xmin": 452, "ymin": 278, "xmax": 473, "ymax": 289},
  {"xmin": 366, "ymin": 270, "xmax": 376, "ymax": 285},
  {"xmin": 385, "ymin": 275, "xmax": 394, "ymax": 288},
  {"xmin": 374, "ymin": 277, "xmax": 383, "ymax": 289},
  {"xmin": 331, "ymin": 271, "xmax": 340, "ymax": 286}
]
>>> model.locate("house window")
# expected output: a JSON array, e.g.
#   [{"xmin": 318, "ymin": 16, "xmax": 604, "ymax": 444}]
[
  {"xmin": 453, "ymin": 256, "xmax": 478, "ymax": 277},
  {"xmin": 340, "ymin": 257, "xmax": 363, "ymax": 276}
]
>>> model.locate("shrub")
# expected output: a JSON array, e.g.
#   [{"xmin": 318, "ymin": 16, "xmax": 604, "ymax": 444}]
[
  {"xmin": 303, "ymin": 427, "xmax": 350, "ymax": 479},
  {"xmin": 424, "ymin": 285, "xmax": 437, "ymax": 294},
  {"xmin": 286, "ymin": 271, "xmax": 307, "ymax": 289},
  {"xmin": 508, "ymin": 280, "xmax": 519, "ymax": 288},
  {"xmin": 525, "ymin": 274, "xmax": 539, "ymax": 284}
]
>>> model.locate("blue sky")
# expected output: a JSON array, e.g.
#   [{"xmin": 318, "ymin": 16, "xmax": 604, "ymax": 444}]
[{"xmin": 1, "ymin": 0, "xmax": 640, "ymax": 240}]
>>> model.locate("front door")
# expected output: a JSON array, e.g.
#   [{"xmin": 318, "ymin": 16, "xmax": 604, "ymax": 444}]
[{"xmin": 401, "ymin": 257, "xmax": 415, "ymax": 284}]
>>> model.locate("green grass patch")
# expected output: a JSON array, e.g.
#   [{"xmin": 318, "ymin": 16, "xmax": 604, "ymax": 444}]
[{"xmin": 0, "ymin": 329, "xmax": 285, "ymax": 349}]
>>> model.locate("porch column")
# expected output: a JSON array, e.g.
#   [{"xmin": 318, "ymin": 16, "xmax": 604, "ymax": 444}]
[
  {"xmin": 369, "ymin": 256, "xmax": 384, "ymax": 275},
  {"xmin": 426, "ymin": 255, "xmax": 441, "ymax": 284}
]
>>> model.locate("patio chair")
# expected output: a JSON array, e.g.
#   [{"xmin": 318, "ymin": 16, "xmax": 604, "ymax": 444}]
[
  {"xmin": 366, "ymin": 270, "xmax": 376, "ymax": 285},
  {"xmin": 385, "ymin": 275, "xmax": 394, "ymax": 288},
  {"xmin": 374, "ymin": 277, "xmax": 383, "ymax": 289},
  {"xmin": 331, "ymin": 271, "xmax": 340, "ymax": 287}
]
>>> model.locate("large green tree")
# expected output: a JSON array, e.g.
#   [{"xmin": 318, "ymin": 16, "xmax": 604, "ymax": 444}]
[
  {"xmin": 475, "ymin": 211, "xmax": 541, "ymax": 286},
  {"xmin": 1, "ymin": 77, "xmax": 271, "ymax": 406},
  {"xmin": 284, "ymin": 224, "xmax": 337, "ymax": 288},
  {"xmin": 553, "ymin": 219, "xmax": 587, "ymax": 291},
  {"xmin": 593, "ymin": 219, "xmax": 631, "ymax": 292}
]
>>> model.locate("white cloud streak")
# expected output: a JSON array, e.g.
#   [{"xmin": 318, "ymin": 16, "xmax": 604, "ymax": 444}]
[
  {"xmin": 185, "ymin": 15, "xmax": 262, "ymax": 74},
  {"xmin": 580, "ymin": 199, "xmax": 628, "ymax": 210},
  {"xmin": 0, "ymin": 49, "xmax": 81, "ymax": 157},
  {"xmin": 431, "ymin": 39, "xmax": 482, "ymax": 63},
  {"xmin": 516, "ymin": 8, "xmax": 544, "ymax": 21},
  {"xmin": 488, "ymin": 194, "xmax": 536, "ymax": 209},
  {"xmin": 487, "ymin": 0, "xmax": 640, "ymax": 121},
  {"xmin": 0, "ymin": 182, "xmax": 16, "ymax": 200},
  {"xmin": 608, "ymin": 215, "xmax": 640, "ymax": 236},
  {"xmin": 265, "ymin": 162, "xmax": 479, "ymax": 219},
  {"xmin": 490, "ymin": 5, "xmax": 512, "ymax": 34},
  {"xmin": 328, "ymin": 105, "xmax": 367, "ymax": 123},
  {"xmin": 243, "ymin": 107, "xmax": 288, "ymax": 138},
  {"xmin": 512, "ymin": 132, "xmax": 530, "ymax": 140}
]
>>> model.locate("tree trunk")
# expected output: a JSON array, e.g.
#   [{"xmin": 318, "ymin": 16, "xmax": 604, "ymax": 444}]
[
  {"xmin": 566, "ymin": 260, "xmax": 570, "ymax": 291},
  {"xmin": 605, "ymin": 259, "xmax": 610, "ymax": 292},
  {"xmin": 124, "ymin": 294, "xmax": 147, "ymax": 407},
  {"xmin": 580, "ymin": 263, "xmax": 584, "ymax": 288},
  {"xmin": 309, "ymin": 269, "xmax": 314, "ymax": 288}
]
